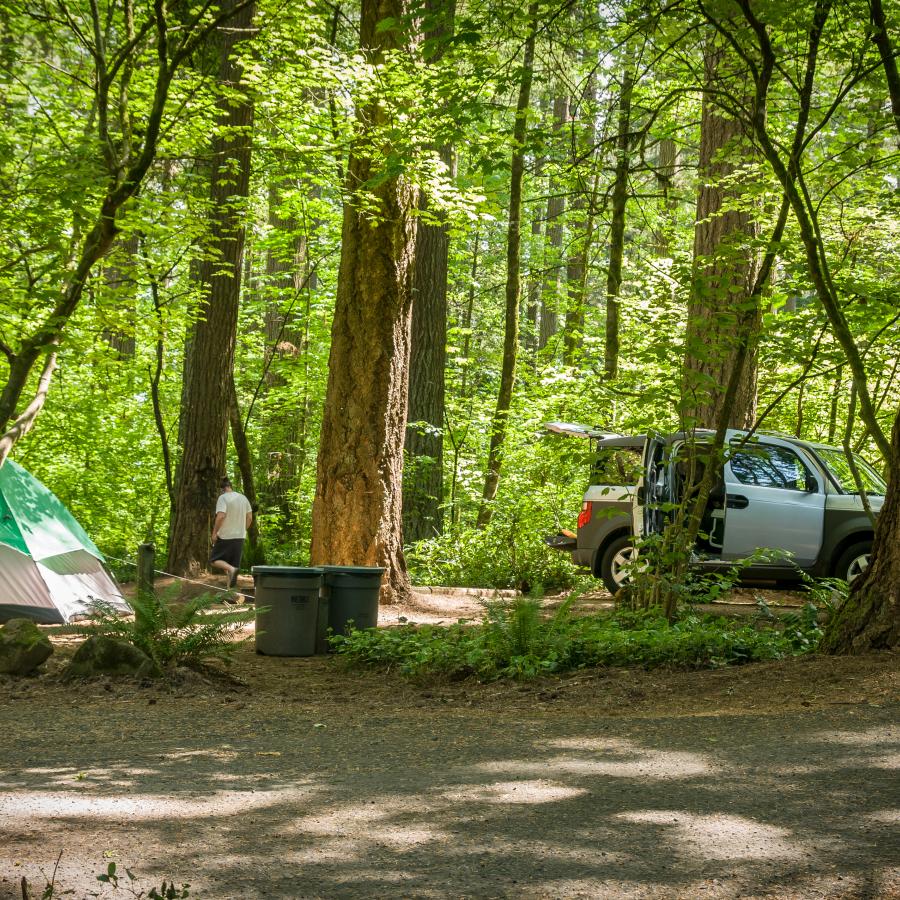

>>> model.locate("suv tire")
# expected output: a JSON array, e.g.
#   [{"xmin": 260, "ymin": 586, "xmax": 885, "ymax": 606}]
[
  {"xmin": 599, "ymin": 535, "xmax": 636, "ymax": 595},
  {"xmin": 834, "ymin": 540, "xmax": 872, "ymax": 583}
]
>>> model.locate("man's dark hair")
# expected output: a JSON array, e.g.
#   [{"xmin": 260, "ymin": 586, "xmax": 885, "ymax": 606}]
[{"xmin": 220, "ymin": 476, "xmax": 232, "ymax": 489}]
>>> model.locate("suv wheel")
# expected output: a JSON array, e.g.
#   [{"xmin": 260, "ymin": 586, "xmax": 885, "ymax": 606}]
[
  {"xmin": 600, "ymin": 535, "xmax": 636, "ymax": 595},
  {"xmin": 834, "ymin": 541, "xmax": 872, "ymax": 583}
]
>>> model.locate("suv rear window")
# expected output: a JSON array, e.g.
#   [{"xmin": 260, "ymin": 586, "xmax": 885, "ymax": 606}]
[{"xmin": 591, "ymin": 449, "xmax": 642, "ymax": 486}]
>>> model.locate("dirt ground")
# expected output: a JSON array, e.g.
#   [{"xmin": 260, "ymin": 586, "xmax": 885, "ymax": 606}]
[{"xmin": 1, "ymin": 585, "xmax": 898, "ymax": 899}]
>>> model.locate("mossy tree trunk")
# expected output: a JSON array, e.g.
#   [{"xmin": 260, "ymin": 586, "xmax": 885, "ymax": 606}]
[
  {"xmin": 820, "ymin": 0, "xmax": 900, "ymax": 653},
  {"xmin": 477, "ymin": 1, "xmax": 538, "ymax": 528},
  {"xmin": 604, "ymin": 51, "xmax": 634, "ymax": 381},
  {"xmin": 539, "ymin": 94, "xmax": 568, "ymax": 352},
  {"xmin": 403, "ymin": 0, "xmax": 455, "ymax": 544},
  {"xmin": 821, "ymin": 407, "xmax": 900, "ymax": 652}
]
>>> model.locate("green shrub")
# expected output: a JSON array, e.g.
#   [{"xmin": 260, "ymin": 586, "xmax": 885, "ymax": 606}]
[
  {"xmin": 83, "ymin": 589, "xmax": 254, "ymax": 673},
  {"xmin": 405, "ymin": 520, "xmax": 579, "ymax": 591},
  {"xmin": 331, "ymin": 598, "xmax": 822, "ymax": 682}
]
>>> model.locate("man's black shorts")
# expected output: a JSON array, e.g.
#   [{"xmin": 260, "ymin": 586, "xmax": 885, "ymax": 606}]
[{"xmin": 210, "ymin": 538, "xmax": 245, "ymax": 569}]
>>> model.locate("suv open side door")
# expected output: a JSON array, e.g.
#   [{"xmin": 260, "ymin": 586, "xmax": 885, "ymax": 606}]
[
  {"xmin": 634, "ymin": 434, "xmax": 666, "ymax": 538},
  {"xmin": 722, "ymin": 435, "xmax": 826, "ymax": 566}
]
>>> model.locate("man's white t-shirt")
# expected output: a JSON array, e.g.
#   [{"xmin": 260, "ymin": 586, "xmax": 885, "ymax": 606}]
[{"xmin": 216, "ymin": 491, "xmax": 252, "ymax": 539}]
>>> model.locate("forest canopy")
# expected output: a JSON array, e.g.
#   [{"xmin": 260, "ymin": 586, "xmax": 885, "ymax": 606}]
[{"xmin": 0, "ymin": 0, "xmax": 897, "ymax": 616}]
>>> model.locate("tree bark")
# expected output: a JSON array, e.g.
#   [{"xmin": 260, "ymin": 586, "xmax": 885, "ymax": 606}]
[
  {"xmin": 477, "ymin": 1, "xmax": 538, "ymax": 528},
  {"xmin": 168, "ymin": 0, "xmax": 256, "ymax": 574},
  {"xmin": 229, "ymin": 376, "xmax": 264, "ymax": 560},
  {"xmin": 819, "ymin": 0, "xmax": 900, "ymax": 652},
  {"xmin": 821, "ymin": 406, "xmax": 900, "ymax": 652},
  {"xmin": 102, "ymin": 233, "xmax": 139, "ymax": 358},
  {"xmin": 309, "ymin": 0, "xmax": 420, "ymax": 605},
  {"xmin": 403, "ymin": 0, "xmax": 455, "ymax": 544},
  {"xmin": 870, "ymin": 0, "xmax": 900, "ymax": 142},
  {"xmin": 539, "ymin": 94, "xmax": 568, "ymax": 351},
  {"xmin": 259, "ymin": 176, "xmax": 315, "ymax": 530},
  {"xmin": 563, "ymin": 65, "xmax": 598, "ymax": 366},
  {"xmin": 0, "ymin": 350, "xmax": 57, "ymax": 466},
  {"xmin": 524, "ymin": 155, "xmax": 544, "ymax": 358},
  {"xmin": 604, "ymin": 56, "xmax": 634, "ymax": 380},
  {"xmin": 654, "ymin": 137, "xmax": 677, "ymax": 257},
  {"xmin": 682, "ymin": 44, "xmax": 760, "ymax": 429}
]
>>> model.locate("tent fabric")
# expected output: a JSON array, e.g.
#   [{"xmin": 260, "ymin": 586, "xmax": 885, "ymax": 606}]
[
  {"xmin": 0, "ymin": 462, "xmax": 129, "ymax": 625},
  {"xmin": 37, "ymin": 551, "xmax": 126, "ymax": 624},
  {"xmin": 0, "ymin": 460, "xmax": 103, "ymax": 561},
  {"xmin": 0, "ymin": 544, "xmax": 53, "ymax": 619}
]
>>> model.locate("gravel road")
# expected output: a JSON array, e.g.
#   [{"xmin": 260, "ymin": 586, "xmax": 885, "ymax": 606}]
[{"xmin": 1, "ymin": 649, "xmax": 898, "ymax": 899}]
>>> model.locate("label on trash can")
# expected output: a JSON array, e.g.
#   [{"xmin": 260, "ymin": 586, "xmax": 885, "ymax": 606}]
[{"xmin": 291, "ymin": 596, "xmax": 311, "ymax": 606}]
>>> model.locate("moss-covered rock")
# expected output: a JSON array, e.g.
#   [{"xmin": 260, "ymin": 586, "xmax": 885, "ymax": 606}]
[
  {"xmin": 66, "ymin": 635, "xmax": 157, "ymax": 679},
  {"xmin": 0, "ymin": 619, "xmax": 53, "ymax": 675}
]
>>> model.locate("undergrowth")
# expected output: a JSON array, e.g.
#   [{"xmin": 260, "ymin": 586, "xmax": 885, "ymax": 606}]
[
  {"xmin": 83, "ymin": 589, "xmax": 255, "ymax": 674},
  {"xmin": 330, "ymin": 595, "xmax": 824, "ymax": 682},
  {"xmin": 405, "ymin": 520, "xmax": 579, "ymax": 592}
]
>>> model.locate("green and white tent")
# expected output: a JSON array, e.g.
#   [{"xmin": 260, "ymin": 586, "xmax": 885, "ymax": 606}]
[{"xmin": 0, "ymin": 460, "xmax": 130, "ymax": 624}]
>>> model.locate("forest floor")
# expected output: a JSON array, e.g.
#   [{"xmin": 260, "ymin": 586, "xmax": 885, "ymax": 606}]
[{"xmin": 1, "ymin": 583, "xmax": 898, "ymax": 900}]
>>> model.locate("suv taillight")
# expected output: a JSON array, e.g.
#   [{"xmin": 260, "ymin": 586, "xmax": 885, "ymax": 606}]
[{"xmin": 577, "ymin": 501, "xmax": 593, "ymax": 530}]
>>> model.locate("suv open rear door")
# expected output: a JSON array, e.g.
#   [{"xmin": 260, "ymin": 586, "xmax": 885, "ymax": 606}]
[{"xmin": 635, "ymin": 434, "xmax": 667, "ymax": 537}]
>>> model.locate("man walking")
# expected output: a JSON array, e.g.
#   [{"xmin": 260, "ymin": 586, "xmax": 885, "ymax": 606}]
[{"xmin": 210, "ymin": 476, "xmax": 253, "ymax": 589}]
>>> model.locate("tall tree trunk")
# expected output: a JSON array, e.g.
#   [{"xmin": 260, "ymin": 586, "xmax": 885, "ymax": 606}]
[
  {"xmin": 309, "ymin": 0, "xmax": 419, "ymax": 605},
  {"xmin": 403, "ymin": 0, "xmax": 455, "ymax": 544},
  {"xmin": 821, "ymin": 405, "xmax": 900, "ymax": 651},
  {"xmin": 524, "ymin": 156, "xmax": 544, "ymax": 358},
  {"xmin": 229, "ymin": 376, "xmax": 264, "ymax": 560},
  {"xmin": 476, "ymin": 1, "xmax": 538, "ymax": 528},
  {"xmin": 563, "ymin": 64, "xmax": 598, "ymax": 366},
  {"xmin": 539, "ymin": 94, "xmax": 568, "ymax": 351},
  {"xmin": 604, "ymin": 56, "xmax": 635, "ymax": 380},
  {"xmin": 563, "ymin": 195, "xmax": 591, "ymax": 366},
  {"xmin": 167, "ymin": 0, "xmax": 256, "ymax": 575},
  {"xmin": 870, "ymin": 0, "xmax": 900, "ymax": 142},
  {"xmin": 259, "ymin": 176, "xmax": 316, "ymax": 529},
  {"xmin": 682, "ymin": 45, "xmax": 760, "ymax": 429},
  {"xmin": 820, "ymin": 3, "xmax": 900, "ymax": 653},
  {"xmin": 102, "ymin": 233, "xmax": 139, "ymax": 358},
  {"xmin": 654, "ymin": 137, "xmax": 677, "ymax": 257}
]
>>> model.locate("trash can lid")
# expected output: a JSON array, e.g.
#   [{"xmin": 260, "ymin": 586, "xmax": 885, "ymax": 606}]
[
  {"xmin": 322, "ymin": 565, "xmax": 385, "ymax": 575},
  {"xmin": 251, "ymin": 566, "xmax": 324, "ymax": 577}
]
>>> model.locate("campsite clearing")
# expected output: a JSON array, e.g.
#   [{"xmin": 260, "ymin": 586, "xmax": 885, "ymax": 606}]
[{"xmin": 1, "ymin": 588, "xmax": 898, "ymax": 899}]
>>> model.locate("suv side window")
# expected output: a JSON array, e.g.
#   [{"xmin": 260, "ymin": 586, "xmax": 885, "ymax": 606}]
[{"xmin": 730, "ymin": 444, "xmax": 814, "ymax": 491}]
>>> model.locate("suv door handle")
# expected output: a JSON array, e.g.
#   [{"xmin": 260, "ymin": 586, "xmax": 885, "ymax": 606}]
[{"xmin": 727, "ymin": 494, "xmax": 749, "ymax": 509}]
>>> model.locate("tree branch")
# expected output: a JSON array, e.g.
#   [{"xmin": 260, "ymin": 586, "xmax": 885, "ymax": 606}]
[{"xmin": 0, "ymin": 349, "xmax": 58, "ymax": 466}]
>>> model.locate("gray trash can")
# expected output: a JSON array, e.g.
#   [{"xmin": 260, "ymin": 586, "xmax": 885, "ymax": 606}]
[
  {"xmin": 252, "ymin": 566, "xmax": 325, "ymax": 656},
  {"xmin": 323, "ymin": 566, "xmax": 383, "ymax": 638}
]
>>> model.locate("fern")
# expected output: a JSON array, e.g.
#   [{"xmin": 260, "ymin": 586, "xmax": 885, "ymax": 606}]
[{"xmin": 83, "ymin": 588, "xmax": 254, "ymax": 672}]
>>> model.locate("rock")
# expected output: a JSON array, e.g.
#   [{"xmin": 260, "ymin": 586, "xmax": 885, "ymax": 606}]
[
  {"xmin": 65, "ymin": 635, "xmax": 157, "ymax": 679},
  {"xmin": 0, "ymin": 619, "xmax": 53, "ymax": 675}
]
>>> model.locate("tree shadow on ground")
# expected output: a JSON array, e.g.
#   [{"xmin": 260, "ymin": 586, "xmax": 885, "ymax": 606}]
[{"xmin": 0, "ymin": 696, "xmax": 897, "ymax": 899}]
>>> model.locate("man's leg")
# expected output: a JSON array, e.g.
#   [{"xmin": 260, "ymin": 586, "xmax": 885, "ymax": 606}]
[{"xmin": 210, "ymin": 558, "xmax": 236, "ymax": 587}]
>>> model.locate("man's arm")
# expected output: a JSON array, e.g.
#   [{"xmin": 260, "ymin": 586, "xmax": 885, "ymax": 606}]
[
  {"xmin": 211, "ymin": 511, "xmax": 226, "ymax": 543},
  {"xmin": 245, "ymin": 508, "xmax": 253, "ymax": 530}
]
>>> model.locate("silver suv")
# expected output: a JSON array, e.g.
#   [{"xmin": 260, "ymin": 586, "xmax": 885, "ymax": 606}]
[{"xmin": 547, "ymin": 425, "xmax": 885, "ymax": 595}]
